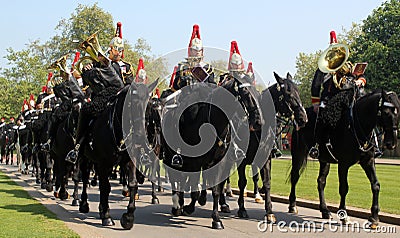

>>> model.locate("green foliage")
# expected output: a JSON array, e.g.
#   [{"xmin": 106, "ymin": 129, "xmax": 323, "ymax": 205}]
[
  {"xmin": 295, "ymin": 1, "xmax": 400, "ymax": 104},
  {"xmin": 0, "ymin": 3, "xmax": 167, "ymax": 117},
  {"xmin": 294, "ymin": 51, "xmax": 320, "ymax": 108},
  {"xmin": 351, "ymin": 0, "xmax": 400, "ymax": 93}
]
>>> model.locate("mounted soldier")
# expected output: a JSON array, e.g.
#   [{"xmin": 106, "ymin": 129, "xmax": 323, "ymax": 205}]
[
  {"xmin": 65, "ymin": 27, "xmax": 125, "ymax": 163},
  {"xmin": 219, "ymin": 41, "xmax": 261, "ymax": 131},
  {"xmin": 308, "ymin": 30, "xmax": 368, "ymax": 159},
  {"xmin": 171, "ymin": 24, "xmax": 215, "ymax": 92},
  {"xmin": 42, "ymin": 53, "xmax": 85, "ymax": 152}
]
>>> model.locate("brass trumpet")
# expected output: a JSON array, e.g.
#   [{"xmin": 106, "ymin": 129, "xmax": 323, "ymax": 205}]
[
  {"xmin": 75, "ymin": 31, "xmax": 110, "ymax": 74},
  {"xmin": 47, "ymin": 54, "xmax": 70, "ymax": 85}
]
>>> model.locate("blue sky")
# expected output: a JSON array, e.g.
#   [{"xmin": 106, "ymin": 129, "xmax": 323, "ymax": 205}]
[{"xmin": 0, "ymin": 0, "xmax": 385, "ymax": 85}]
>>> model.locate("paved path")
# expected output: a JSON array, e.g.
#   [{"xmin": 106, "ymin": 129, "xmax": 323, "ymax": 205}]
[{"xmin": 1, "ymin": 163, "xmax": 399, "ymax": 238}]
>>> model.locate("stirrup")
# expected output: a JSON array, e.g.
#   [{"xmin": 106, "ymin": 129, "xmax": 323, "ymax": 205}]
[
  {"xmin": 41, "ymin": 142, "xmax": 51, "ymax": 152},
  {"xmin": 308, "ymin": 145, "xmax": 319, "ymax": 159},
  {"xmin": 171, "ymin": 154, "xmax": 183, "ymax": 168},
  {"xmin": 374, "ymin": 149, "xmax": 383, "ymax": 158},
  {"xmin": 271, "ymin": 148, "xmax": 282, "ymax": 158},
  {"xmin": 65, "ymin": 149, "xmax": 79, "ymax": 164}
]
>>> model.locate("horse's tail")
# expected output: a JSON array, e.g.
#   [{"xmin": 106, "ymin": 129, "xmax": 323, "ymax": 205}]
[{"xmin": 286, "ymin": 126, "xmax": 308, "ymax": 184}]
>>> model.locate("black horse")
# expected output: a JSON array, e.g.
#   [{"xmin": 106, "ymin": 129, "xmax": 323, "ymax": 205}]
[
  {"xmin": 3, "ymin": 126, "xmax": 17, "ymax": 165},
  {"xmin": 289, "ymin": 89, "xmax": 400, "ymax": 228},
  {"xmin": 17, "ymin": 124, "xmax": 33, "ymax": 175},
  {"xmin": 207, "ymin": 72, "xmax": 307, "ymax": 223},
  {"xmin": 31, "ymin": 110, "xmax": 53, "ymax": 187},
  {"xmin": 78, "ymin": 81, "xmax": 158, "ymax": 229},
  {"xmin": 51, "ymin": 99, "xmax": 81, "ymax": 201},
  {"xmin": 158, "ymin": 79, "xmax": 260, "ymax": 229},
  {"xmin": 0, "ymin": 125, "xmax": 8, "ymax": 163}
]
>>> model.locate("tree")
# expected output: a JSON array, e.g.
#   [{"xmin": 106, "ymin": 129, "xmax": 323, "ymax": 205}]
[
  {"xmin": 1, "ymin": 3, "xmax": 167, "ymax": 116},
  {"xmin": 294, "ymin": 52, "xmax": 320, "ymax": 107},
  {"xmin": 351, "ymin": 0, "xmax": 400, "ymax": 93}
]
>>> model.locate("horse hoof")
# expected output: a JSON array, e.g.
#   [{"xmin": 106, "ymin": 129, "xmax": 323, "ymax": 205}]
[
  {"xmin": 46, "ymin": 184, "xmax": 53, "ymax": 192},
  {"xmin": 36, "ymin": 179, "xmax": 41, "ymax": 185},
  {"xmin": 288, "ymin": 206, "xmax": 298, "ymax": 214},
  {"xmin": 79, "ymin": 202, "xmax": 90, "ymax": 213},
  {"xmin": 54, "ymin": 191, "xmax": 59, "ymax": 198},
  {"xmin": 151, "ymin": 198, "xmax": 159, "ymax": 204},
  {"xmin": 183, "ymin": 205, "xmax": 195, "ymax": 215},
  {"xmin": 266, "ymin": 214, "xmax": 277, "ymax": 224},
  {"xmin": 321, "ymin": 211, "xmax": 332, "ymax": 219},
  {"xmin": 171, "ymin": 207, "xmax": 183, "ymax": 216},
  {"xmin": 237, "ymin": 209, "xmax": 249, "ymax": 218},
  {"xmin": 102, "ymin": 218, "xmax": 115, "ymax": 226},
  {"xmin": 72, "ymin": 199, "xmax": 80, "ymax": 206},
  {"xmin": 212, "ymin": 221, "xmax": 224, "ymax": 229},
  {"xmin": 120, "ymin": 213, "xmax": 134, "ymax": 230},
  {"xmin": 60, "ymin": 192, "xmax": 70, "ymax": 200},
  {"xmin": 368, "ymin": 216, "xmax": 379, "ymax": 229},
  {"xmin": 122, "ymin": 190, "xmax": 130, "ymax": 197},
  {"xmin": 226, "ymin": 192, "xmax": 233, "ymax": 197},
  {"xmin": 198, "ymin": 191, "xmax": 207, "ymax": 206},
  {"xmin": 255, "ymin": 196, "xmax": 263, "ymax": 204},
  {"xmin": 220, "ymin": 204, "xmax": 230, "ymax": 213}
]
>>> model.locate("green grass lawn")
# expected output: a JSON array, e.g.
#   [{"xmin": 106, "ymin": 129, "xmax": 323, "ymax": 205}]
[
  {"xmin": 228, "ymin": 159, "xmax": 400, "ymax": 215},
  {"xmin": 0, "ymin": 171, "xmax": 79, "ymax": 238}
]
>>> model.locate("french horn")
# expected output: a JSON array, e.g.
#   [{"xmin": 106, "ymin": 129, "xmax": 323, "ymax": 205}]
[
  {"xmin": 75, "ymin": 31, "xmax": 110, "ymax": 74},
  {"xmin": 47, "ymin": 54, "xmax": 70, "ymax": 86}
]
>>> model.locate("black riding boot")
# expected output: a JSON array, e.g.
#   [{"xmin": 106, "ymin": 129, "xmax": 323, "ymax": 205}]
[
  {"xmin": 309, "ymin": 110, "xmax": 329, "ymax": 159},
  {"xmin": 42, "ymin": 119, "xmax": 55, "ymax": 152},
  {"xmin": 65, "ymin": 112, "xmax": 90, "ymax": 164}
]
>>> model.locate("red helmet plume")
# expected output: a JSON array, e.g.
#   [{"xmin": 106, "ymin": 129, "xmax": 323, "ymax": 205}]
[
  {"xmin": 135, "ymin": 58, "xmax": 147, "ymax": 83},
  {"xmin": 46, "ymin": 72, "xmax": 53, "ymax": 88},
  {"xmin": 72, "ymin": 51, "xmax": 80, "ymax": 68},
  {"xmin": 330, "ymin": 30, "xmax": 337, "ymax": 44},
  {"xmin": 169, "ymin": 66, "xmax": 178, "ymax": 87},
  {"xmin": 29, "ymin": 94, "xmax": 35, "ymax": 109},
  {"xmin": 246, "ymin": 62, "xmax": 255, "ymax": 85},
  {"xmin": 21, "ymin": 99, "xmax": 28, "ymax": 112}
]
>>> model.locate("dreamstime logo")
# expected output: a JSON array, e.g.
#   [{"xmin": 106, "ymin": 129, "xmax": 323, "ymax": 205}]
[
  {"xmin": 257, "ymin": 212, "xmax": 397, "ymax": 234},
  {"xmin": 336, "ymin": 209, "xmax": 348, "ymax": 220},
  {"xmin": 121, "ymin": 47, "xmax": 277, "ymax": 192}
]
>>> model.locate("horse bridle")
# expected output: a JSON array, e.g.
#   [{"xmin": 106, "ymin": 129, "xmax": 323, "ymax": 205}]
[{"xmin": 352, "ymin": 91, "xmax": 398, "ymax": 152}]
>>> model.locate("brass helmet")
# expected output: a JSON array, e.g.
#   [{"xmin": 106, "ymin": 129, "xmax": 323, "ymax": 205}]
[
  {"xmin": 109, "ymin": 22, "xmax": 124, "ymax": 58},
  {"xmin": 228, "ymin": 41, "xmax": 244, "ymax": 72}
]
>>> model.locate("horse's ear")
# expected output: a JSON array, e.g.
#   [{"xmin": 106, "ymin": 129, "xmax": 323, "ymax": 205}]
[
  {"xmin": 148, "ymin": 78, "xmax": 159, "ymax": 93},
  {"xmin": 286, "ymin": 72, "xmax": 292, "ymax": 81},
  {"xmin": 274, "ymin": 71, "xmax": 285, "ymax": 84}
]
